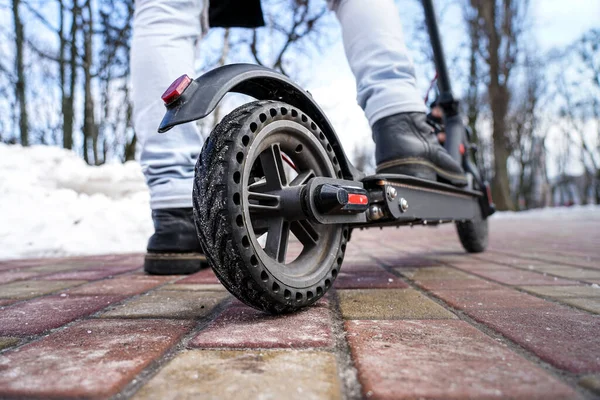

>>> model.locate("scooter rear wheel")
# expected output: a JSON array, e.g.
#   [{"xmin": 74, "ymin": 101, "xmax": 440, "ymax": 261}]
[{"xmin": 193, "ymin": 100, "xmax": 348, "ymax": 313}]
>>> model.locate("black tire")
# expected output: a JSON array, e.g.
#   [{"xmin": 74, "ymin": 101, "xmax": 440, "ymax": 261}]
[
  {"xmin": 193, "ymin": 100, "xmax": 347, "ymax": 314},
  {"xmin": 455, "ymin": 212, "xmax": 488, "ymax": 253}
]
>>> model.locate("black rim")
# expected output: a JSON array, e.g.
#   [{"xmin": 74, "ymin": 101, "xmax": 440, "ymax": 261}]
[{"xmin": 241, "ymin": 120, "xmax": 341, "ymax": 288}]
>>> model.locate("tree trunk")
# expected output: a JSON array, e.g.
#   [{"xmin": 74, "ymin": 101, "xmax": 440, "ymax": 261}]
[
  {"xmin": 489, "ymin": 81, "xmax": 515, "ymax": 210},
  {"xmin": 64, "ymin": 1, "xmax": 79, "ymax": 150},
  {"xmin": 471, "ymin": 0, "xmax": 517, "ymax": 210},
  {"xmin": 12, "ymin": 0, "xmax": 28, "ymax": 146},
  {"xmin": 82, "ymin": 0, "xmax": 97, "ymax": 164}
]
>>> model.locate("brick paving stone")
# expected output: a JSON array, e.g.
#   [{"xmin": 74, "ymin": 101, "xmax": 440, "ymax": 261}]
[
  {"xmin": 338, "ymin": 258, "xmax": 387, "ymax": 272},
  {"xmin": 0, "ymin": 299, "xmax": 16, "ymax": 307},
  {"xmin": 520, "ymin": 266, "xmax": 600, "ymax": 281},
  {"xmin": 521, "ymin": 285, "xmax": 600, "ymax": 298},
  {"xmin": 24, "ymin": 262, "xmax": 96, "ymax": 273},
  {"xmin": 472, "ymin": 253, "xmax": 547, "ymax": 268},
  {"xmin": 190, "ymin": 301, "xmax": 333, "ymax": 349},
  {"xmin": 160, "ymin": 283, "xmax": 226, "ymax": 292},
  {"xmin": 0, "ymin": 337, "xmax": 18, "ymax": 350},
  {"xmin": 101, "ymin": 289, "xmax": 229, "ymax": 319},
  {"xmin": 398, "ymin": 266, "xmax": 476, "ymax": 281},
  {"xmin": 467, "ymin": 307, "xmax": 600, "ymax": 373},
  {"xmin": 0, "ymin": 294, "xmax": 125, "ymax": 336},
  {"xmin": 557, "ymin": 297, "xmax": 600, "ymax": 314},
  {"xmin": 432, "ymin": 288, "xmax": 556, "ymax": 310},
  {"xmin": 67, "ymin": 275, "xmax": 170, "ymax": 296},
  {"xmin": 0, "ymin": 319, "xmax": 193, "ymax": 399},
  {"xmin": 469, "ymin": 267, "xmax": 578, "ymax": 286},
  {"xmin": 175, "ymin": 268, "xmax": 220, "ymax": 284},
  {"xmin": 415, "ymin": 277, "xmax": 503, "ymax": 291},
  {"xmin": 38, "ymin": 268, "xmax": 131, "ymax": 281},
  {"xmin": 579, "ymin": 375, "xmax": 600, "ymax": 396},
  {"xmin": 338, "ymin": 289, "xmax": 456, "ymax": 320},
  {"xmin": 133, "ymin": 350, "xmax": 342, "ymax": 400},
  {"xmin": 0, "ymin": 280, "xmax": 86, "ymax": 300},
  {"xmin": 0, "ymin": 270, "xmax": 43, "ymax": 284},
  {"xmin": 335, "ymin": 270, "xmax": 408, "ymax": 289},
  {"xmin": 380, "ymin": 255, "xmax": 441, "ymax": 269},
  {"xmin": 450, "ymin": 262, "xmax": 523, "ymax": 272},
  {"xmin": 345, "ymin": 319, "xmax": 579, "ymax": 400},
  {"xmin": 0, "ymin": 258, "xmax": 51, "ymax": 270},
  {"xmin": 497, "ymin": 252, "xmax": 599, "ymax": 270}
]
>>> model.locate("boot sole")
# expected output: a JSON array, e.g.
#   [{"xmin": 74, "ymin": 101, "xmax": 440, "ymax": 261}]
[
  {"xmin": 376, "ymin": 158, "xmax": 468, "ymax": 187},
  {"xmin": 144, "ymin": 252, "xmax": 209, "ymax": 275}
]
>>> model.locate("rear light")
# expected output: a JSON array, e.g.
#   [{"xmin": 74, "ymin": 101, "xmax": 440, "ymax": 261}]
[
  {"xmin": 161, "ymin": 74, "xmax": 192, "ymax": 104},
  {"xmin": 348, "ymin": 193, "xmax": 368, "ymax": 205},
  {"xmin": 459, "ymin": 143, "xmax": 466, "ymax": 155}
]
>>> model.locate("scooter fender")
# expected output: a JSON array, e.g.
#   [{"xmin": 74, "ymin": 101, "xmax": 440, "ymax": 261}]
[{"xmin": 158, "ymin": 63, "xmax": 362, "ymax": 180}]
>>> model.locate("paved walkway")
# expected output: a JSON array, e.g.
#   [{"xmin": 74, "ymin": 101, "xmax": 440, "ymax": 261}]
[{"xmin": 0, "ymin": 211, "xmax": 599, "ymax": 399}]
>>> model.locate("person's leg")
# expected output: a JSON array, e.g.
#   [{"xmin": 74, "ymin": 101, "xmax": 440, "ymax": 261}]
[
  {"xmin": 334, "ymin": 0, "xmax": 425, "ymax": 124},
  {"xmin": 132, "ymin": 0, "xmax": 203, "ymax": 210},
  {"xmin": 132, "ymin": 0, "xmax": 207, "ymax": 274},
  {"xmin": 333, "ymin": 0, "xmax": 466, "ymax": 185}
]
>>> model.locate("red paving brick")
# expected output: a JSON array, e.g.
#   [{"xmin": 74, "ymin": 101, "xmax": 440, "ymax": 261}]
[
  {"xmin": 175, "ymin": 267, "xmax": 220, "ymax": 284},
  {"xmin": 190, "ymin": 301, "xmax": 334, "ymax": 349},
  {"xmin": 39, "ymin": 268, "xmax": 132, "ymax": 281},
  {"xmin": 0, "ymin": 294, "xmax": 126, "ymax": 336},
  {"xmin": 415, "ymin": 277, "xmax": 503, "ymax": 291},
  {"xmin": 468, "ymin": 266, "xmax": 579, "ymax": 286},
  {"xmin": 346, "ymin": 319, "xmax": 579, "ymax": 399},
  {"xmin": 468, "ymin": 306, "xmax": 600, "ymax": 373},
  {"xmin": 335, "ymin": 270, "xmax": 408, "ymax": 289},
  {"xmin": 0, "ymin": 319, "xmax": 193, "ymax": 398},
  {"xmin": 0, "ymin": 270, "xmax": 42, "ymax": 284},
  {"xmin": 66, "ymin": 275, "xmax": 170, "ymax": 296},
  {"xmin": 431, "ymin": 288, "xmax": 556, "ymax": 310}
]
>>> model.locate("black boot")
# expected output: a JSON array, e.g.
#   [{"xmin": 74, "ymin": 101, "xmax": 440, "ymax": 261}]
[
  {"xmin": 144, "ymin": 208, "xmax": 208, "ymax": 275},
  {"xmin": 373, "ymin": 112, "xmax": 467, "ymax": 186}
]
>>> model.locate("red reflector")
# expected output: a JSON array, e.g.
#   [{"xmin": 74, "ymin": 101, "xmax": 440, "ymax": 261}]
[
  {"xmin": 459, "ymin": 143, "xmax": 466, "ymax": 155},
  {"xmin": 348, "ymin": 194, "xmax": 368, "ymax": 205},
  {"xmin": 161, "ymin": 74, "xmax": 192, "ymax": 104}
]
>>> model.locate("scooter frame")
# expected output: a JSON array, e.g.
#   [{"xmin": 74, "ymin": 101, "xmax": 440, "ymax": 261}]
[{"xmin": 157, "ymin": 0, "xmax": 495, "ymax": 312}]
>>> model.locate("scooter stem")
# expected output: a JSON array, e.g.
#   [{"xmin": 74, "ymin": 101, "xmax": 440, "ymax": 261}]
[{"xmin": 422, "ymin": 0, "xmax": 462, "ymax": 163}]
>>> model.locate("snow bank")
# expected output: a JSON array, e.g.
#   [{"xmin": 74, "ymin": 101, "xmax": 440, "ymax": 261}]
[
  {"xmin": 1, "ymin": 144, "xmax": 598, "ymax": 260},
  {"xmin": 0, "ymin": 144, "xmax": 152, "ymax": 260}
]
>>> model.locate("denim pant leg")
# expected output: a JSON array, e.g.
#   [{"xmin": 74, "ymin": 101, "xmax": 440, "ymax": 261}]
[
  {"xmin": 332, "ymin": 0, "xmax": 427, "ymax": 125},
  {"xmin": 131, "ymin": 0, "xmax": 204, "ymax": 210}
]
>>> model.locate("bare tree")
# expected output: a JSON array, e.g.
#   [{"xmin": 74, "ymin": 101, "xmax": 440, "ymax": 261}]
[
  {"xmin": 246, "ymin": 0, "xmax": 331, "ymax": 77},
  {"xmin": 467, "ymin": 0, "xmax": 529, "ymax": 210},
  {"xmin": 553, "ymin": 29, "xmax": 600, "ymax": 204},
  {"xmin": 507, "ymin": 55, "xmax": 547, "ymax": 209},
  {"xmin": 11, "ymin": 0, "xmax": 28, "ymax": 146}
]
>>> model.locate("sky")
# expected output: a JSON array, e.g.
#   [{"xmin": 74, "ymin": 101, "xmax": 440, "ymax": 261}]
[{"xmin": 297, "ymin": 0, "xmax": 600, "ymax": 176}]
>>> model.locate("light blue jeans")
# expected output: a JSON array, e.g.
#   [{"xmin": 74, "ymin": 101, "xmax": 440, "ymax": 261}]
[{"xmin": 131, "ymin": 0, "xmax": 426, "ymax": 209}]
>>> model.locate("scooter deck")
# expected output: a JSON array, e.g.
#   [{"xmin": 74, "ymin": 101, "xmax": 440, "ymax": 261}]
[{"xmin": 361, "ymin": 173, "xmax": 482, "ymax": 225}]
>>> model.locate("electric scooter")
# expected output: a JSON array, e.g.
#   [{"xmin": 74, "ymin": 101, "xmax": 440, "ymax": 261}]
[{"xmin": 157, "ymin": 0, "xmax": 495, "ymax": 314}]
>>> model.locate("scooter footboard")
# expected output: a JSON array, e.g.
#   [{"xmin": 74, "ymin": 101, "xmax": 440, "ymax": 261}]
[{"xmin": 362, "ymin": 174, "xmax": 482, "ymax": 225}]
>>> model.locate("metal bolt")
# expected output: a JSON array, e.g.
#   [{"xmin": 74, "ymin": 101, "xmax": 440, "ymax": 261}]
[
  {"xmin": 399, "ymin": 197, "xmax": 408, "ymax": 212},
  {"xmin": 367, "ymin": 205, "xmax": 384, "ymax": 221},
  {"xmin": 386, "ymin": 186, "xmax": 397, "ymax": 201}
]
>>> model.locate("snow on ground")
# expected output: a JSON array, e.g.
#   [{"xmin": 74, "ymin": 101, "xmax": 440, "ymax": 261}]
[
  {"xmin": 0, "ymin": 144, "xmax": 598, "ymax": 260},
  {"xmin": 0, "ymin": 144, "xmax": 152, "ymax": 260}
]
